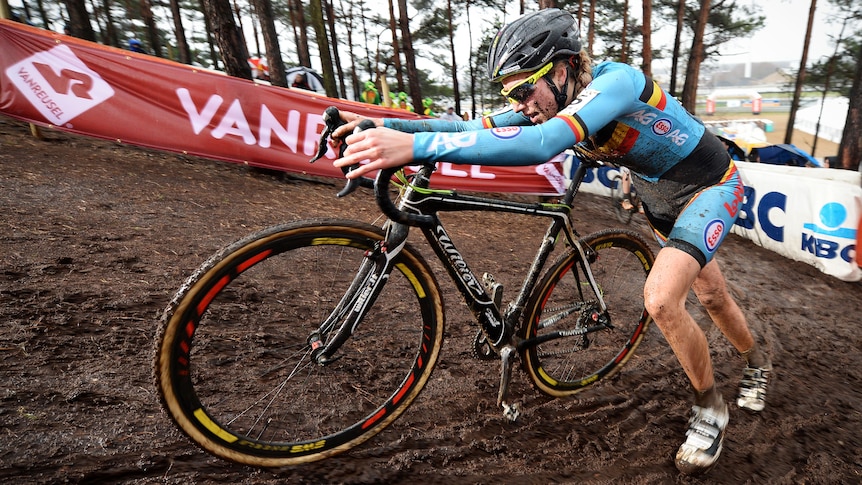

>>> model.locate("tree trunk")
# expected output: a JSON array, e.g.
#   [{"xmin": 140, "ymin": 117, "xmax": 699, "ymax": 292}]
[
  {"xmin": 198, "ymin": 0, "xmax": 220, "ymax": 70},
  {"xmin": 837, "ymin": 43, "xmax": 862, "ymax": 170},
  {"xmin": 681, "ymin": 0, "xmax": 710, "ymax": 113},
  {"xmin": 619, "ymin": 0, "xmax": 628, "ymax": 62},
  {"xmin": 101, "ymin": 0, "xmax": 120, "ymax": 48},
  {"xmin": 466, "ymin": 0, "xmax": 477, "ymax": 119},
  {"xmin": 340, "ymin": 0, "xmax": 361, "ymax": 100},
  {"xmin": 641, "ymin": 0, "xmax": 651, "ymax": 77},
  {"xmin": 309, "ymin": 0, "xmax": 338, "ymax": 96},
  {"xmin": 669, "ymin": 0, "xmax": 684, "ymax": 96},
  {"xmin": 397, "ymin": 0, "xmax": 421, "ymax": 111},
  {"xmin": 288, "ymin": 0, "xmax": 312, "ymax": 68},
  {"xmin": 87, "ymin": 0, "xmax": 104, "ymax": 43},
  {"xmin": 446, "ymin": 0, "xmax": 460, "ymax": 114},
  {"xmin": 62, "ymin": 0, "xmax": 97, "ymax": 41},
  {"xmin": 576, "ymin": 0, "xmax": 583, "ymax": 31},
  {"xmin": 201, "ymin": 0, "xmax": 252, "ymax": 79},
  {"xmin": 169, "ymin": 0, "xmax": 192, "ymax": 64},
  {"xmin": 34, "ymin": 0, "xmax": 52, "ymax": 31},
  {"xmin": 587, "ymin": 0, "xmax": 596, "ymax": 57},
  {"xmin": 811, "ymin": 18, "xmax": 847, "ymax": 158},
  {"xmin": 324, "ymin": 0, "xmax": 347, "ymax": 97},
  {"xmin": 785, "ymin": 0, "xmax": 817, "ymax": 144},
  {"xmin": 252, "ymin": 0, "xmax": 286, "ymax": 86},
  {"xmin": 387, "ymin": 0, "xmax": 404, "ymax": 92},
  {"xmin": 140, "ymin": 0, "xmax": 163, "ymax": 57},
  {"xmin": 231, "ymin": 0, "xmax": 248, "ymax": 56}
]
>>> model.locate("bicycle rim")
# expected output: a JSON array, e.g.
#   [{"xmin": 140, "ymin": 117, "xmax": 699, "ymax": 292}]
[
  {"xmin": 154, "ymin": 220, "xmax": 444, "ymax": 467},
  {"xmin": 520, "ymin": 229, "xmax": 653, "ymax": 396}
]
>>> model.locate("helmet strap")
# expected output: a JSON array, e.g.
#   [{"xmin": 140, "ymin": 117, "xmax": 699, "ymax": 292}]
[{"xmin": 543, "ymin": 63, "xmax": 572, "ymax": 111}]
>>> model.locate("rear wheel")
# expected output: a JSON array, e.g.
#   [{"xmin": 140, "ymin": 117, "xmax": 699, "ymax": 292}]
[
  {"xmin": 154, "ymin": 219, "xmax": 444, "ymax": 466},
  {"xmin": 520, "ymin": 229, "xmax": 654, "ymax": 396}
]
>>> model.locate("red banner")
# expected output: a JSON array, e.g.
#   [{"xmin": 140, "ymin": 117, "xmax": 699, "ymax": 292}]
[{"xmin": 0, "ymin": 20, "xmax": 564, "ymax": 194}]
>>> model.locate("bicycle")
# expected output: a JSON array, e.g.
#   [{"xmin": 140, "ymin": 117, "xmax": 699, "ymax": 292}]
[
  {"xmin": 153, "ymin": 106, "xmax": 656, "ymax": 468},
  {"xmin": 609, "ymin": 167, "xmax": 640, "ymax": 225}
]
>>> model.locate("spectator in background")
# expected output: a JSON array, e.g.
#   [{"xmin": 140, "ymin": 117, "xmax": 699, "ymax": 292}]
[
  {"xmin": 439, "ymin": 106, "xmax": 461, "ymax": 121},
  {"xmin": 361, "ymin": 81, "xmax": 381, "ymax": 105},
  {"xmin": 396, "ymin": 92, "xmax": 413, "ymax": 112},
  {"xmin": 292, "ymin": 72, "xmax": 312, "ymax": 90},
  {"xmin": 422, "ymin": 98, "xmax": 436, "ymax": 117},
  {"xmin": 128, "ymin": 39, "xmax": 147, "ymax": 54}
]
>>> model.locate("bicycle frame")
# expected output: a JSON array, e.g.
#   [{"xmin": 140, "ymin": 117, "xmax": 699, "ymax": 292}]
[
  {"xmin": 400, "ymin": 160, "xmax": 605, "ymax": 350},
  {"xmin": 312, "ymin": 154, "xmax": 609, "ymax": 418}
]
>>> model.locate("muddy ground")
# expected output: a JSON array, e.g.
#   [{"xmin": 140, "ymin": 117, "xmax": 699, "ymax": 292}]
[{"xmin": 1, "ymin": 115, "xmax": 860, "ymax": 484}]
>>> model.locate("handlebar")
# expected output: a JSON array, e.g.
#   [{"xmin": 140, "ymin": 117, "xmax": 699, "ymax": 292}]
[
  {"xmin": 308, "ymin": 106, "xmax": 375, "ymax": 197},
  {"xmin": 310, "ymin": 106, "xmax": 434, "ymax": 227}
]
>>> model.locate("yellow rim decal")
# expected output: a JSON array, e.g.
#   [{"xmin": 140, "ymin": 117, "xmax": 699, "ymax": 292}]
[
  {"xmin": 396, "ymin": 263, "xmax": 425, "ymax": 298},
  {"xmin": 194, "ymin": 408, "xmax": 238, "ymax": 443}
]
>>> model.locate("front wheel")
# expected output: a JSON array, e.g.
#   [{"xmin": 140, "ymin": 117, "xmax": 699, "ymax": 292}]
[
  {"xmin": 154, "ymin": 219, "xmax": 444, "ymax": 467},
  {"xmin": 519, "ymin": 229, "xmax": 654, "ymax": 397}
]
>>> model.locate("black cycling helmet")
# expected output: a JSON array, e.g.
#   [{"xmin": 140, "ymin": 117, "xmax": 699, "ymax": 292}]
[{"xmin": 487, "ymin": 8, "xmax": 581, "ymax": 82}]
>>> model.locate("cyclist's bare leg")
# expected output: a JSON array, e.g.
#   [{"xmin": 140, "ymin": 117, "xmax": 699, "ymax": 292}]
[
  {"xmin": 620, "ymin": 170, "xmax": 635, "ymax": 211},
  {"xmin": 692, "ymin": 260, "xmax": 769, "ymax": 368},
  {"xmin": 643, "ymin": 247, "xmax": 716, "ymax": 393}
]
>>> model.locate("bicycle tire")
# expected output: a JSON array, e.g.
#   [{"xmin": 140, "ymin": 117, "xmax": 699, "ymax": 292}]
[
  {"xmin": 610, "ymin": 174, "xmax": 634, "ymax": 225},
  {"xmin": 154, "ymin": 219, "xmax": 444, "ymax": 467},
  {"xmin": 519, "ymin": 229, "xmax": 654, "ymax": 396}
]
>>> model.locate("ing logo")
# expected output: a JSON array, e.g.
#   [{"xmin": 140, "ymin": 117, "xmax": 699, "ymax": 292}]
[{"xmin": 5, "ymin": 45, "xmax": 114, "ymax": 125}]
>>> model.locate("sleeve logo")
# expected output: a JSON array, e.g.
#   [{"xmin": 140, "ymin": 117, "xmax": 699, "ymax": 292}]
[{"xmin": 490, "ymin": 126, "xmax": 521, "ymax": 139}]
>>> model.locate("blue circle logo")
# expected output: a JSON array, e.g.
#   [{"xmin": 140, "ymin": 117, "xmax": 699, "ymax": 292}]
[{"xmin": 819, "ymin": 202, "xmax": 847, "ymax": 229}]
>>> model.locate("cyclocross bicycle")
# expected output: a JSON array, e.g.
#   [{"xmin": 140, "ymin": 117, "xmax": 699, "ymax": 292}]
[{"xmin": 153, "ymin": 106, "xmax": 656, "ymax": 467}]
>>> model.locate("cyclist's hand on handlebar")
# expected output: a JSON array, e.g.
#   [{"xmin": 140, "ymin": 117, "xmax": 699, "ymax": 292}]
[
  {"xmin": 331, "ymin": 111, "xmax": 383, "ymax": 140},
  {"xmin": 334, "ymin": 127, "xmax": 416, "ymax": 179}
]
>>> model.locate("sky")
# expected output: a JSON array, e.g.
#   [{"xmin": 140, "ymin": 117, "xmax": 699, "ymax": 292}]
[{"xmin": 718, "ymin": 0, "xmax": 849, "ymax": 65}]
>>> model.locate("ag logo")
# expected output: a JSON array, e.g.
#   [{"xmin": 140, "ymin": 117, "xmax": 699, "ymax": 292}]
[{"xmin": 5, "ymin": 45, "xmax": 114, "ymax": 125}]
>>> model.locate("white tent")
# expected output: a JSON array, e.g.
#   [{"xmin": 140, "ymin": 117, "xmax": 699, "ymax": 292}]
[
  {"xmin": 285, "ymin": 66, "xmax": 325, "ymax": 94},
  {"xmin": 795, "ymin": 96, "xmax": 848, "ymax": 144}
]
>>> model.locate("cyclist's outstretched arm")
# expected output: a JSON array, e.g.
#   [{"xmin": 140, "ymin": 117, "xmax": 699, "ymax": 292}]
[
  {"xmin": 335, "ymin": 115, "xmax": 581, "ymax": 179},
  {"xmin": 332, "ymin": 107, "xmax": 530, "ymax": 139}
]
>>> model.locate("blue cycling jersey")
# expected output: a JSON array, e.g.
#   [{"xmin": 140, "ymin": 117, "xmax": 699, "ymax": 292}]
[
  {"xmin": 393, "ymin": 62, "xmax": 708, "ymax": 181},
  {"xmin": 382, "ymin": 61, "xmax": 742, "ymax": 267}
]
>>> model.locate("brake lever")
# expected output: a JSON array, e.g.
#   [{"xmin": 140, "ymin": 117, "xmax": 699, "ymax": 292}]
[
  {"xmin": 336, "ymin": 119, "xmax": 377, "ymax": 198},
  {"xmin": 309, "ymin": 106, "xmax": 343, "ymax": 164}
]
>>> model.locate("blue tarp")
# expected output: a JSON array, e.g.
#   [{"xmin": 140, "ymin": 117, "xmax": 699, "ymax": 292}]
[{"xmin": 753, "ymin": 144, "xmax": 822, "ymax": 167}]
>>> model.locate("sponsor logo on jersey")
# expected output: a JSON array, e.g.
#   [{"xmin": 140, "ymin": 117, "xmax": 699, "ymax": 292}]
[
  {"xmin": 703, "ymin": 219, "xmax": 725, "ymax": 253},
  {"xmin": 652, "ymin": 118, "xmax": 672, "ymax": 136},
  {"xmin": 490, "ymin": 126, "xmax": 521, "ymax": 139}
]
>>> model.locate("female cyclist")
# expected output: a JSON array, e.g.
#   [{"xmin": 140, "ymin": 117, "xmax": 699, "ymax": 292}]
[{"xmin": 331, "ymin": 8, "xmax": 771, "ymax": 476}]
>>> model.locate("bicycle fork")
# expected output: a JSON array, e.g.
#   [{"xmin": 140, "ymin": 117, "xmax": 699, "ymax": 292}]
[{"xmin": 310, "ymin": 221, "xmax": 410, "ymax": 365}]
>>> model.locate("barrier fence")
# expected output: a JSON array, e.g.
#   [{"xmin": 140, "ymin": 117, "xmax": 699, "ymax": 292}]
[{"xmin": 2, "ymin": 20, "xmax": 859, "ymax": 281}]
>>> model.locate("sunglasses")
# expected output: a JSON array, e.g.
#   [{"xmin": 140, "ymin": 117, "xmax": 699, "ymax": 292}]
[{"xmin": 500, "ymin": 61, "xmax": 554, "ymax": 105}]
